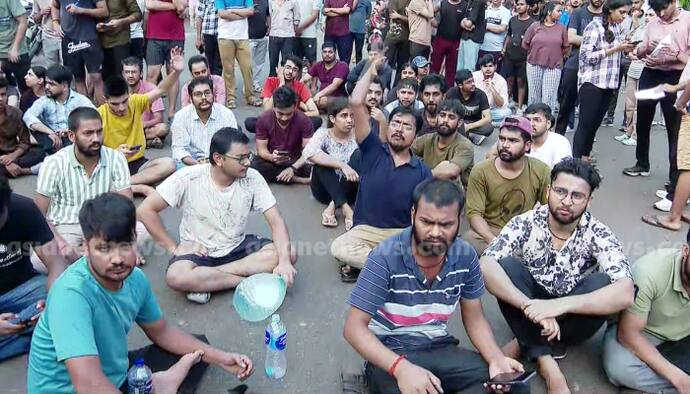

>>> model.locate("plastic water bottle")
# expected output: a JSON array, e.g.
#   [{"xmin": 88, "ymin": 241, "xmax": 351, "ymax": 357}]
[
  {"xmin": 127, "ymin": 358, "xmax": 153, "ymax": 394},
  {"xmin": 264, "ymin": 314, "xmax": 287, "ymax": 379}
]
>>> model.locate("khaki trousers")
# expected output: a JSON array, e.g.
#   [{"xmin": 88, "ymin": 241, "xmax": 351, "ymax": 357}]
[
  {"xmin": 330, "ymin": 225, "xmax": 404, "ymax": 269},
  {"xmin": 218, "ymin": 38, "xmax": 256, "ymax": 105},
  {"xmin": 461, "ymin": 225, "xmax": 503, "ymax": 256},
  {"xmin": 623, "ymin": 77, "xmax": 639, "ymax": 138}
]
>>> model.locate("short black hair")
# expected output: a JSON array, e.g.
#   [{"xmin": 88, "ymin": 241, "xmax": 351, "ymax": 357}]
[
  {"xmin": 79, "ymin": 193, "xmax": 137, "ymax": 243},
  {"xmin": 413, "ymin": 178, "xmax": 465, "ymax": 213},
  {"xmin": 68, "ymin": 106, "xmax": 102, "ymax": 132},
  {"xmin": 648, "ymin": 0, "xmax": 672, "ymax": 12},
  {"xmin": 370, "ymin": 76, "xmax": 384, "ymax": 91},
  {"xmin": 397, "ymin": 77, "xmax": 419, "ymax": 94},
  {"xmin": 121, "ymin": 56, "xmax": 143, "ymax": 72},
  {"xmin": 104, "ymin": 76, "xmax": 129, "ymax": 98},
  {"xmin": 326, "ymin": 97, "xmax": 350, "ymax": 128},
  {"xmin": 282, "ymin": 54, "xmax": 303, "ymax": 70},
  {"xmin": 525, "ymin": 102, "xmax": 555, "ymax": 126},
  {"xmin": 187, "ymin": 76, "xmax": 214, "ymax": 96},
  {"xmin": 390, "ymin": 105, "xmax": 423, "ymax": 132},
  {"xmin": 272, "ymin": 86, "xmax": 298, "ymax": 109},
  {"xmin": 478, "ymin": 54, "xmax": 496, "ymax": 67},
  {"xmin": 187, "ymin": 54, "xmax": 209, "ymax": 72},
  {"xmin": 30, "ymin": 65, "xmax": 47, "ymax": 81},
  {"xmin": 0, "ymin": 175, "xmax": 11, "ymax": 214},
  {"xmin": 401, "ymin": 62, "xmax": 416, "ymax": 75},
  {"xmin": 45, "ymin": 65, "xmax": 73, "ymax": 86},
  {"xmin": 209, "ymin": 127, "xmax": 250, "ymax": 164},
  {"xmin": 322, "ymin": 41, "xmax": 336, "ymax": 51},
  {"xmin": 455, "ymin": 69, "xmax": 473, "ymax": 85},
  {"xmin": 437, "ymin": 99, "xmax": 465, "ymax": 118},
  {"xmin": 551, "ymin": 158, "xmax": 602, "ymax": 194},
  {"xmin": 419, "ymin": 74, "xmax": 448, "ymax": 94},
  {"xmin": 0, "ymin": 77, "xmax": 9, "ymax": 91}
]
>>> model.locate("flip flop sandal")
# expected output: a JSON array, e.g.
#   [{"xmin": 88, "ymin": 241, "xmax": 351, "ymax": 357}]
[
  {"xmin": 322, "ymin": 212, "xmax": 338, "ymax": 228},
  {"xmin": 227, "ymin": 100, "xmax": 237, "ymax": 109},
  {"xmin": 641, "ymin": 214, "xmax": 681, "ymax": 231},
  {"xmin": 147, "ymin": 137, "xmax": 163, "ymax": 149},
  {"xmin": 249, "ymin": 98, "xmax": 263, "ymax": 107},
  {"xmin": 340, "ymin": 264, "xmax": 361, "ymax": 283},
  {"xmin": 344, "ymin": 217, "xmax": 354, "ymax": 232}
]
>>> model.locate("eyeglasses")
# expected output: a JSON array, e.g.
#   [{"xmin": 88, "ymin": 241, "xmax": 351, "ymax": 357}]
[
  {"xmin": 222, "ymin": 152, "xmax": 255, "ymax": 164},
  {"xmin": 192, "ymin": 90, "xmax": 213, "ymax": 98},
  {"xmin": 389, "ymin": 119, "xmax": 415, "ymax": 133},
  {"xmin": 551, "ymin": 186, "xmax": 589, "ymax": 205}
]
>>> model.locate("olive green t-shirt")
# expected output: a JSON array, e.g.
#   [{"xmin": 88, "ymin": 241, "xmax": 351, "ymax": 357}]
[
  {"xmin": 0, "ymin": 0, "xmax": 28, "ymax": 58},
  {"xmin": 465, "ymin": 156, "xmax": 550, "ymax": 229},
  {"xmin": 99, "ymin": 0, "xmax": 142, "ymax": 48},
  {"xmin": 412, "ymin": 133, "xmax": 474, "ymax": 188},
  {"xmin": 627, "ymin": 248, "xmax": 690, "ymax": 341}
]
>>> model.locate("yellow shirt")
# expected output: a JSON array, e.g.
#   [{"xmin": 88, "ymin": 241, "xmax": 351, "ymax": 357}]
[{"xmin": 100, "ymin": 94, "xmax": 150, "ymax": 163}]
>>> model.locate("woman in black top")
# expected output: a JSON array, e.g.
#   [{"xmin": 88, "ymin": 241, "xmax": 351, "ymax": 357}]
[{"xmin": 20, "ymin": 66, "xmax": 46, "ymax": 113}]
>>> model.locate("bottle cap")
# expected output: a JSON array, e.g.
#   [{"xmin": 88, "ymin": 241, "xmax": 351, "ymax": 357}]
[{"xmin": 134, "ymin": 358, "xmax": 145, "ymax": 366}]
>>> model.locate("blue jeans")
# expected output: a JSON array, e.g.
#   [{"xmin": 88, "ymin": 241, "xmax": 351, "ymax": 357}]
[
  {"xmin": 457, "ymin": 39, "xmax": 481, "ymax": 72},
  {"xmin": 0, "ymin": 275, "xmax": 47, "ymax": 361},
  {"xmin": 324, "ymin": 34, "xmax": 353, "ymax": 64}
]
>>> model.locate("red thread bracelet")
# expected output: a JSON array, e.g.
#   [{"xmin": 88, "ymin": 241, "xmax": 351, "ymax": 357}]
[{"xmin": 388, "ymin": 355, "xmax": 407, "ymax": 376}]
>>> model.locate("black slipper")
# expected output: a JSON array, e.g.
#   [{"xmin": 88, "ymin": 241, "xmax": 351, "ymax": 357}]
[{"xmin": 340, "ymin": 265, "xmax": 361, "ymax": 283}]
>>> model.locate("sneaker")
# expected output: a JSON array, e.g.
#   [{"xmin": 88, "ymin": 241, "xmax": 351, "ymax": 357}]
[
  {"xmin": 470, "ymin": 134, "xmax": 486, "ymax": 145},
  {"xmin": 654, "ymin": 197, "xmax": 672, "ymax": 212},
  {"xmin": 622, "ymin": 137, "xmax": 637, "ymax": 146},
  {"xmin": 623, "ymin": 165, "xmax": 651, "ymax": 177},
  {"xmin": 602, "ymin": 118, "xmax": 614, "ymax": 127},
  {"xmin": 656, "ymin": 190, "xmax": 668, "ymax": 199},
  {"xmin": 566, "ymin": 126, "xmax": 576, "ymax": 133},
  {"xmin": 614, "ymin": 134, "xmax": 629, "ymax": 142},
  {"xmin": 186, "ymin": 292, "xmax": 211, "ymax": 304}
]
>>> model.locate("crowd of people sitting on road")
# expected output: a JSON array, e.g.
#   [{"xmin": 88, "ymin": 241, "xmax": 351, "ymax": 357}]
[{"xmin": 1, "ymin": 0, "xmax": 690, "ymax": 392}]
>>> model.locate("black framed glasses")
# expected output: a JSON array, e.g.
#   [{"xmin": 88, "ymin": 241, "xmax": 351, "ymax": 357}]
[
  {"xmin": 222, "ymin": 152, "xmax": 255, "ymax": 165},
  {"xmin": 551, "ymin": 186, "xmax": 588, "ymax": 205}
]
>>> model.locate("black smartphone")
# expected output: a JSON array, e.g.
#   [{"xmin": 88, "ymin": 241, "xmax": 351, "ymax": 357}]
[
  {"xmin": 130, "ymin": 145, "xmax": 142, "ymax": 151},
  {"xmin": 486, "ymin": 370, "xmax": 536, "ymax": 386},
  {"xmin": 631, "ymin": 40, "xmax": 642, "ymax": 46},
  {"xmin": 9, "ymin": 303, "xmax": 42, "ymax": 325}
]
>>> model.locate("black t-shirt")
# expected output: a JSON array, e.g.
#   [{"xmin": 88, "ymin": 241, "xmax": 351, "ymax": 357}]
[
  {"xmin": 461, "ymin": 0, "xmax": 487, "ymax": 44},
  {"xmin": 248, "ymin": 0, "xmax": 270, "ymax": 39},
  {"xmin": 564, "ymin": 7, "xmax": 602, "ymax": 70},
  {"xmin": 0, "ymin": 194, "xmax": 53, "ymax": 295},
  {"xmin": 446, "ymin": 87, "xmax": 490, "ymax": 123},
  {"xmin": 505, "ymin": 16, "xmax": 535, "ymax": 61},
  {"xmin": 437, "ymin": 0, "xmax": 464, "ymax": 41}
]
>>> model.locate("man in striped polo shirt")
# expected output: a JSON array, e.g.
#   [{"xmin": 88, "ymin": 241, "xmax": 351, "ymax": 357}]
[
  {"xmin": 32, "ymin": 107, "xmax": 147, "ymax": 267},
  {"xmin": 344, "ymin": 179, "xmax": 523, "ymax": 394}
]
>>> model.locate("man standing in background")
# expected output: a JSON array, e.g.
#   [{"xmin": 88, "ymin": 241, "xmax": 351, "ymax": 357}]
[
  {"xmin": 32, "ymin": 0, "xmax": 62, "ymax": 67},
  {"xmin": 323, "ymin": 0, "xmax": 353, "ymax": 63},
  {"xmin": 248, "ymin": 0, "xmax": 269, "ymax": 94},
  {"xmin": 349, "ymin": 0, "xmax": 371, "ymax": 64},
  {"xmin": 430, "ymin": 0, "xmax": 463, "ymax": 86},
  {"xmin": 196, "ymin": 0, "xmax": 223, "ymax": 75},
  {"xmin": 478, "ymin": 0, "xmax": 510, "ymax": 72},
  {"xmin": 295, "ymin": 0, "xmax": 322, "ymax": 66},
  {"xmin": 97, "ymin": 0, "xmax": 142, "ymax": 77}
]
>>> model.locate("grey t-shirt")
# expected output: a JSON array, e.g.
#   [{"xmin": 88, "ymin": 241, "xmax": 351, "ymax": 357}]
[
  {"xmin": 0, "ymin": 0, "xmax": 28, "ymax": 57},
  {"xmin": 58, "ymin": 0, "xmax": 99, "ymax": 41},
  {"xmin": 563, "ymin": 7, "xmax": 601, "ymax": 70}
]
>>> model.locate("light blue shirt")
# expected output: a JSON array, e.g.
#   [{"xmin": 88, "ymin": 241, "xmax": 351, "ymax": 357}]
[
  {"xmin": 349, "ymin": 0, "xmax": 371, "ymax": 34},
  {"xmin": 23, "ymin": 90, "xmax": 95, "ymax": 132}
]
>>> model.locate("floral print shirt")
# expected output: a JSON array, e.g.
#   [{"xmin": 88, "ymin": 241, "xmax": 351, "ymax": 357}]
[{"xmin": 483, "ymin": 205, "xmax": 632, "ymax": 296}]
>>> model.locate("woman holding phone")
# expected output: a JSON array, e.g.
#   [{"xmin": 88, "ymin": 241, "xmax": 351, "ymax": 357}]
[{"xmin": 573, "ymin": 0, "xmax": 634, "ymax": 161}]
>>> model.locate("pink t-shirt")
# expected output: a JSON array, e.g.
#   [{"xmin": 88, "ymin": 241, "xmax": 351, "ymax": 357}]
[
  {"xmin": 642, "ymin": 10, "xmax": 690, "ymax": 71},
  {"xmin": 181, "ymin": 75, "xmax": 227, "ymax": 106},
  {"xmin": 146, "ymin": 4, "xmax": 185, "ymax": 41},
  {"xmin": 136, "ymin": 81, "xmax": 165, "ymax": 123}
]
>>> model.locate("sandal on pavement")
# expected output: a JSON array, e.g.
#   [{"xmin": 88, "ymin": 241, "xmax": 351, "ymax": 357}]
[
  {"xmin": 322, "ymin": 211, "xmax": 338, "ymax": 227},
  {"xmin": 249, "ymin": 97, "xmax": 263, "ymax": 107},
  {"xmin": 340, "ymin": 264, "xmax": 361, "ymax": 283},
  {"xmin": 344, "ymin": 217, "xmax": 354, "ymax": 232},
  {"xmin": 227, "ymin": 100, "xmax": 237, "ymax": 109},
  {"xmin": 642, "ymin": 214, "xmax": 681, "ymax": 232}
]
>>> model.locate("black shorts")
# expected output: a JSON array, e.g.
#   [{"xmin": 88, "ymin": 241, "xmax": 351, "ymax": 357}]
[
  {"xmin": 168, "ymin": 235, "xmax": 273, "ymax": 268},
  {"xmin": 62, "ymin": 38, "xmax": 103, "ymax": 78},
  {"xmin": 501, "ymin": 55, "xmax": 527, "ymax": 80},
  {"xmin": 128, "ymin": 157, "xmax": 150, "ymax": 175},
  {"xmin": 146, "ymin": 39, "xmax": 185, "ymax": 66}
]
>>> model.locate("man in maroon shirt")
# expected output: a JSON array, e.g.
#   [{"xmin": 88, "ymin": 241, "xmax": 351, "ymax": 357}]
[
  {"xmin": 301, "ymin": 42, "xmax": 350, "ymax": 110},
  {"xmin": 251, "ymin": 86, "xmax": 314, "ymax": 184},
  {"xmin": 323, "ymin": 0, "xmax": 353, "ymax": 62}
]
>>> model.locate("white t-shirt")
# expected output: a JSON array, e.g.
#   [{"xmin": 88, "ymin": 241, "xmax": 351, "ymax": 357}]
[
  {"xmin": 296, "ymin": 0, "xmax": 322, "ymax": 38},
  {"xmin": 156, "ymin": 164, "xmax": 277, "ymax": 257},
  {"xmin": 130, "ymin": 0, "xmax": 146, "ymax": 39},
  {"xmin": 529, "ymin": 132, "xmax": 572, "ymax": 167},
  {"xmin": 481, "ymin": 5, "xmax": 511, "ymax": 52}
]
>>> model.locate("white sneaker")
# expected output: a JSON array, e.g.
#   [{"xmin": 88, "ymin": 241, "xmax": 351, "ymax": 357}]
[
  {"xmin": 622, "ymin": 137, "xmax": 637, "ymax": 146},
  {"xmin": 186, "ymin": 292, "xmax": 211, "ymax": 304},
  {"xmin": 614, "ymin": 134, "xmax": 629, "ymax": 142},
  {"xmin": 654, "ymin": 198, "xmax": 672, "ymax": 212},
  {"xmin": 566, "ymin": 126, "xmax": 576, "ymax": 133},
  {"xmin": 656, "ymin": 190, "xmax": 668, "ymax": 199}
]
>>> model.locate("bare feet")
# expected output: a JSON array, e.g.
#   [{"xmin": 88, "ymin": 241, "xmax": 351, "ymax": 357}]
[
  {"xmin": 538, "ymin": 355, "xmax": 571, "ymax": 394},
  {"xmin": 501, "ymin": 338, "xmax": 520, "ymax": 359},
  {"xmin": 132, "ymin": 184, "xmax": 155, "ymax": 196},
  {"xmin": 152, "ymin": 350, "xmax": 204, "ymax": 394}
]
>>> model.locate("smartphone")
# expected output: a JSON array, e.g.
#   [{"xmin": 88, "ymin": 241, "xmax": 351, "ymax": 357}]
[
  {"xmin": 631, "ymin": 40, "xmax": 642, "ymax": 46},
  {"xmin": 275, "ymin": 150, "xmax": 290, "ymax": 156},
  {"xmin": 9, "ymin": 303, "xmax": 42, "ymax": 325},
  {"xmin": 486, "ymin": 370, "xmax": 536, "ymax": 386},
  {"xmin": 130, "ymin": 145, "xmax": 142, "ymax": 151}
]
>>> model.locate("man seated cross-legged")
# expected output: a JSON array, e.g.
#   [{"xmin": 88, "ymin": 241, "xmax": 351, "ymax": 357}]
[
  {"xmin": 480, "ymin": 158, "xmax": 635, "ymax": 394},
  {"xmin": 138, "ymin": 127, "xmax": 297, "ymax": 304},
  {"xmin": 27, "ymin": 193, "xmax": 254, "ymax": 393}
]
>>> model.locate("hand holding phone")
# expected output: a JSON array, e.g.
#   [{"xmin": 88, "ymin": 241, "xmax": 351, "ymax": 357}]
[
  {"xmin": 8, "ymin": 302, "xmax": 44, "ymax": 325},
  {"xmin": 483, "ymin": 370, "xmax": 536, "ymax": 392},
  {"xmin": 130, "ymin": 145, "xmax": 142, "ymax": 151}
]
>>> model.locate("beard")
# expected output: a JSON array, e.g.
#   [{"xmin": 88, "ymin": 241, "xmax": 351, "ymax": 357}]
[
  {"xmin": 498, "ymin": 148, "xmax": 525, "ymax": 163},
  {"xmin": 437, "ymin": 123, "xmax": 456, "ymax": 137},
  {"xmin": 548, "ymin": 202, "xmax": 585, "ymax": 225},
  {"xmin": 76, "ymin": 140, "xmax": 101, "ymax": 157},
  {"xmin": 412, "ymin": 223, "xmax": 457, "ymax": 257}
]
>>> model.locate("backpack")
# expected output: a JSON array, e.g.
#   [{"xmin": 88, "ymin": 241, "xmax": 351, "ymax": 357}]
[{"xmin": 26, "ymin": 18, "xmax": 42, "ymax": 58}]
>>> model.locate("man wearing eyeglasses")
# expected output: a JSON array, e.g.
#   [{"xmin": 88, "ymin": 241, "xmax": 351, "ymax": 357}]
[
  {"xmin": 138, "ymin": 127, "xmax": 297, "ymax": 304},
  {"xmin": 479, "ymin": 158, "xmax": 634, "ymax": 394},
  {"xmin": 171, "ymin": 76, "xmax": 238, "ymax": 167}
]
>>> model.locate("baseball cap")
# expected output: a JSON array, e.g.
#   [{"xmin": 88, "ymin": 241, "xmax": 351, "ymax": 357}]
[
  {"xmin": 412, "ymin": 56, "xmax": 430, "ymax": 68},
  {"xmin": 500, "ymin": 116, "xmax": 533, "ymax": 139}
]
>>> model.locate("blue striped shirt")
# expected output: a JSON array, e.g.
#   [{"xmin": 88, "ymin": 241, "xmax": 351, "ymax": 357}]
[{"xmin": 348, "ymin": 227, "xmax": 485, "ymax": 349}]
